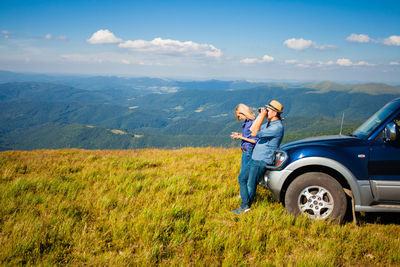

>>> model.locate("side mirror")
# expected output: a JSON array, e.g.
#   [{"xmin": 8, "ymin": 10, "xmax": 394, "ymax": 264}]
[{"xmin": 384, "ymin": 122, "xmax": 398, "ymax": 142}]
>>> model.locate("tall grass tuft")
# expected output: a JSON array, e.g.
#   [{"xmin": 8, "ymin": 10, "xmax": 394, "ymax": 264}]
[{"xmin": 0, "ymin": 148, "xmax": 399, "ymax": 265}]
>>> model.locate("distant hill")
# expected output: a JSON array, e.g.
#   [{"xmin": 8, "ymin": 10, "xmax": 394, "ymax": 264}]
[
  {"xmin": 0, "ymin": 82, "xmax": 114, "ymax": 103},
  {"xmin": 302, "ymin": 81, "xmax": 400, "ymax": 95},
  {"xmin": 0, "ymin": 123, "xmax": 232, "ymax": 150},
  {"xmin": 127, "ymin": 86, "xmax": 397, "ymax": 121},
  {"xmin": 0, "ymin": 70, "xmax": 270, "ymax": 93},
  {"xmin": 0, "ymin": 72, "xmax": 399, "ymax": 150}
]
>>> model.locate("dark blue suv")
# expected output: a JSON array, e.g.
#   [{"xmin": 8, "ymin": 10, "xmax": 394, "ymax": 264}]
[{"xmin": 263, "ymin": 98, "xmax": 400, "ymax": 222}]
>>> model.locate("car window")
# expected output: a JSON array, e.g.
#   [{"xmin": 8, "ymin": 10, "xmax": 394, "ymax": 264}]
[
  {"xmin": 375, "ymin": 114, "xmax": 400, "ymax": 142},
  {"xmin": 353, "ymin": 101, "xmax": 400, "ymax": 139}
]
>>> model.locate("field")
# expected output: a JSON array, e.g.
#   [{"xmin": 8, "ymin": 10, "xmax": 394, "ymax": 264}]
[{"xmin": 1, "ymin": 148, "xmax": 399, "ymax": 265}]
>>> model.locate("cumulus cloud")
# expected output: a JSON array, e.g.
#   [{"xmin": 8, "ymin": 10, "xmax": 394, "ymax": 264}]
[
  {"xmin": 87, "ymin": 29, "xmax": 123, "ymax": 44},
  {"xmin": 383, "ymin": 35, "xmax": 400, "ymax": 46},
  {"xmin": 345, "ymin": 33, "xmax": 400, "ymax": 46},
  {"xmin": 283, "ymin": 38, "xmax": 336, "ymax": 51},
  {"xmin": 356, "ymin": 61, "xmax": 376, "ymax": 66},
  {"xmin": 118, "ymin": 37, "xmax": 222, "ymax": 58},
  {"xmin": 337, "ymin": 58, "xmax": 354, "ymax": 66},
  {"xmin": 283, "ymin": 38, "xmax": 314, "ymax": 51},
  {"xmin": 336, "ymin": 58, "xmax": 375, "ymax": 67},
  {"xmin": 346, "ymin": 33, "xmax": 372, "ymax": 43},
  {"xmin": 240, "ymin": 54, "xmax": 274, "ymax": 64},
  {"xmin": 320, "ymin": 60, "xmax": 335, "ymax": 66},
  {"xmin": 45, "ymin": 34, "xmax": 52, "ymax": 40},
  {"xmin": 284, "ymin": 59, "xmax": 375, "ymax": 68}
]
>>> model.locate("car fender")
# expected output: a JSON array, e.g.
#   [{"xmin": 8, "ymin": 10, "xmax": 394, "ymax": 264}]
[{"xmin": 268, "ymin": 156, "xmax": 374, "ymax": 206}]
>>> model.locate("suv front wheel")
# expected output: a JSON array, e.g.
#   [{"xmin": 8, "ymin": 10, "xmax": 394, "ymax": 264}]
[{"xmin": 285, "ymin": 172, "xmax": 347, "ymax": 222}]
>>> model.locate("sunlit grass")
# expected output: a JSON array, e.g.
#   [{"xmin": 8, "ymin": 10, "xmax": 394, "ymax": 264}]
[{"xmin": 0, "ymin": 148, "xmax": 399, "ymax": 265}]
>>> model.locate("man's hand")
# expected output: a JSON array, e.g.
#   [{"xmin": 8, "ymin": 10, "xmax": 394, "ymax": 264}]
[{"xmin": 259, "ymin": 107, "xmax": 268, "ymax": 116}]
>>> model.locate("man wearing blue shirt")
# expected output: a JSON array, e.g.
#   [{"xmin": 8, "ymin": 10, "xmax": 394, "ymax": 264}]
[{"xmin": 232, "ymin": 100, "xmax": 284, "ymax": 214}]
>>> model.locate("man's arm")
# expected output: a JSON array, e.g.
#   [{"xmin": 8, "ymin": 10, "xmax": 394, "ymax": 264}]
[
  {"xmin": 256, "ymin": 122, "xmax": 283, "ymax": 138},
  {"xmin": 250, "ymin": 109, "xmax": 267, "ymax": 137}
]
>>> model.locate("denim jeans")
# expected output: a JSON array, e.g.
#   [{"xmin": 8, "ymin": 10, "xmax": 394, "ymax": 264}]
[
  {"xmin": 240, "ymin": 149, "xmax": 253, "ymax": 173},
  {"xmin": 238, "ymin": 159, "xmax": 266, "ymax": 208}
]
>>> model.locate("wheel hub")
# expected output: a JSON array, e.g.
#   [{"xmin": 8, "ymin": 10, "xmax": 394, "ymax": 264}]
[{"xmin": 298, "ymin": 186, "xmax": 334, "ymax": 220}]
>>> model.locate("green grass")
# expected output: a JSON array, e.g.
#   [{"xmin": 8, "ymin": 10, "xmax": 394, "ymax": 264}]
[{"xmin": 0, "ymin": 148, "xmax": 399, "ymax": 265}]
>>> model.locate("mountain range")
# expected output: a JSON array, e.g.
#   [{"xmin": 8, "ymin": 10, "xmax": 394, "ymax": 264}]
[{"xmin": 0, "ymin": 70, "xmax": 399, "ymax": 150}]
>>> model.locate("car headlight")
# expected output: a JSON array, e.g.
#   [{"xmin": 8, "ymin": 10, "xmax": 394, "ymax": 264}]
[{"xmin": 268, "ymin": 150, "xmax": 288, "ymax": 170}]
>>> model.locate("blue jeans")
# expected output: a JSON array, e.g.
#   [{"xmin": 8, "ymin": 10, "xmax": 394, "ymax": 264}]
[
  {"xmin": 238, "ymin": 159, "xmax": 266, "ymax": 208},
  {"xmin": 240, "ymin": 149, "xmax": 253, "ymax": 173}
]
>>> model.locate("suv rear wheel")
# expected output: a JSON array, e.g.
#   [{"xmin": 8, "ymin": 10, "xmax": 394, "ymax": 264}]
[{"xmin": 285, "ymin": 172, "xmax": 347, "ymax": 222}]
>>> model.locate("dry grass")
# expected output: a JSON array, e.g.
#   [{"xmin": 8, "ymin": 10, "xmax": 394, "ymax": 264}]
[{"xmin": 0, "ymin": 148, "xmax": 399, "ymax": 265}]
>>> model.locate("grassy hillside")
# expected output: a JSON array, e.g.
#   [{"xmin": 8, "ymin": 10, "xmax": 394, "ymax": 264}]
[
  {"xmin": 0, "ymin": 120, "xmax": 360, "ymax": 151},
  {"xmin": 1, "ymin": 148, "xmax": 399, "ymax": 265},
  {"xmin": 0, "ymin": 80, "xmax": 398, "ymax": 150}
]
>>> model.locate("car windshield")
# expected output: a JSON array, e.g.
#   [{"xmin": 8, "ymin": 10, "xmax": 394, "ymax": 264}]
[{"xmin": 353, "ymin": 100, "xmax": 400, "ymax": 139}]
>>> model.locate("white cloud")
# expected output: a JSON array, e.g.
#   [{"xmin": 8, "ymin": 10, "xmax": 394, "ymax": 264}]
[
  {"xmin": 45, "ymin": 34, "xmax": 52, "ymax": 40},
  {"xmin": 336, "ymin": 58, "xmax": 375, "ymax": 67},
  {"xmin": 1, "ymin": 30, "xmax": 10, "ymax": 35},
  {"xmin": 283, "ymin": 38, "xmax": 314, "ymax": 51},
  {"xmin": 87, "ymin": 29, "xmax": 123, "ymax": 44},
  {"xmin": 383, "ymin": 35, "xmax": 400, "ymax": 46},
  {"xmin": 346, "ymin": 33, "xmax": 372, "ymax": 43},
  {"xmin": 119, "ymin": 37, "xmax": 222, "ymax": 58},
  {"xmin": 356, "ymin": 61, "xmax": 376, "ymax": 66},
  {"xmin": 261, "ymin": 55, "xmax": 275, "ymax": 62},
  {"xmin": 284, "ymin": 58, "xmax": 375, "ymax": 68},
  {"xmin": 240, "ymin": 58, "xmax": 258, "ymax": 64},
  {"xmin": 337, "ymin": 58, "xmax": 354, "ymax": 66},
  {"xmin": 320, "ymin": 60, "xmax": 335, "ymax": 66},
  {"xmin": 283, "ymin": 38, "xmax": 335, "ymax": 51},
  {"xmin": 240, "ymin": 54, "xmax": 275, "ymax": 64},
  {"xmin": 389, "ymin": 61, "xmax": 400, "ymax": 65}
]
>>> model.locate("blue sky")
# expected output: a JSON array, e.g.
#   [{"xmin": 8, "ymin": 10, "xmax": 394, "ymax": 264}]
[{"xmin": 1, "ymin": 0, "xmax": 399, "ymax": 82}]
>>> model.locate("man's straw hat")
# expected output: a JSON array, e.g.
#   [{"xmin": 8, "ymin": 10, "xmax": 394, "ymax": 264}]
[{"xmin": 266, "ymin": 100, "xmax": 283, "ymax": 114}]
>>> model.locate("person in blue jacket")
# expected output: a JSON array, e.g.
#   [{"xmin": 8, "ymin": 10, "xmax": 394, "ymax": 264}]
[
  {"xmin": 231, "ymin": 104, "xmax": 259, "ymax": 172},
  {"xmin": 232, "ymin": 100, "xmax": 284, "ymax": 214}
]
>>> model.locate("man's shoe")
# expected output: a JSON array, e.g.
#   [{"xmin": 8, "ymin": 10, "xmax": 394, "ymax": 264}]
[{"xmin": 232, "ymin": 206, "xmax": 251, "ymax": 214}]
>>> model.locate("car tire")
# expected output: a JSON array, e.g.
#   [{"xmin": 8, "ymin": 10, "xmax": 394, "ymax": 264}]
[{"xmin": 285, "ymin": 172, "xmax": 347, "ymax": 222}]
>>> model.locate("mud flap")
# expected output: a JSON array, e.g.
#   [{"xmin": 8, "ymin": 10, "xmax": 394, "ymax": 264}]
[{"xmin": 343, "ymin": 188, "xmax": 357, "ymax": 224}]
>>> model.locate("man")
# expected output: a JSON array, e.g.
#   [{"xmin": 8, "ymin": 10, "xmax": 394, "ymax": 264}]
[{"xmin": 232, "ymin": 100, "xmax": 284, "ymax": 214}]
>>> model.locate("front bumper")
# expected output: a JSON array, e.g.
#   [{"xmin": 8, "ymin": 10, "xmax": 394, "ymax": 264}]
[{"xmin": 263, "ymin": 169, "xmax": 293, "ymax": 202}]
